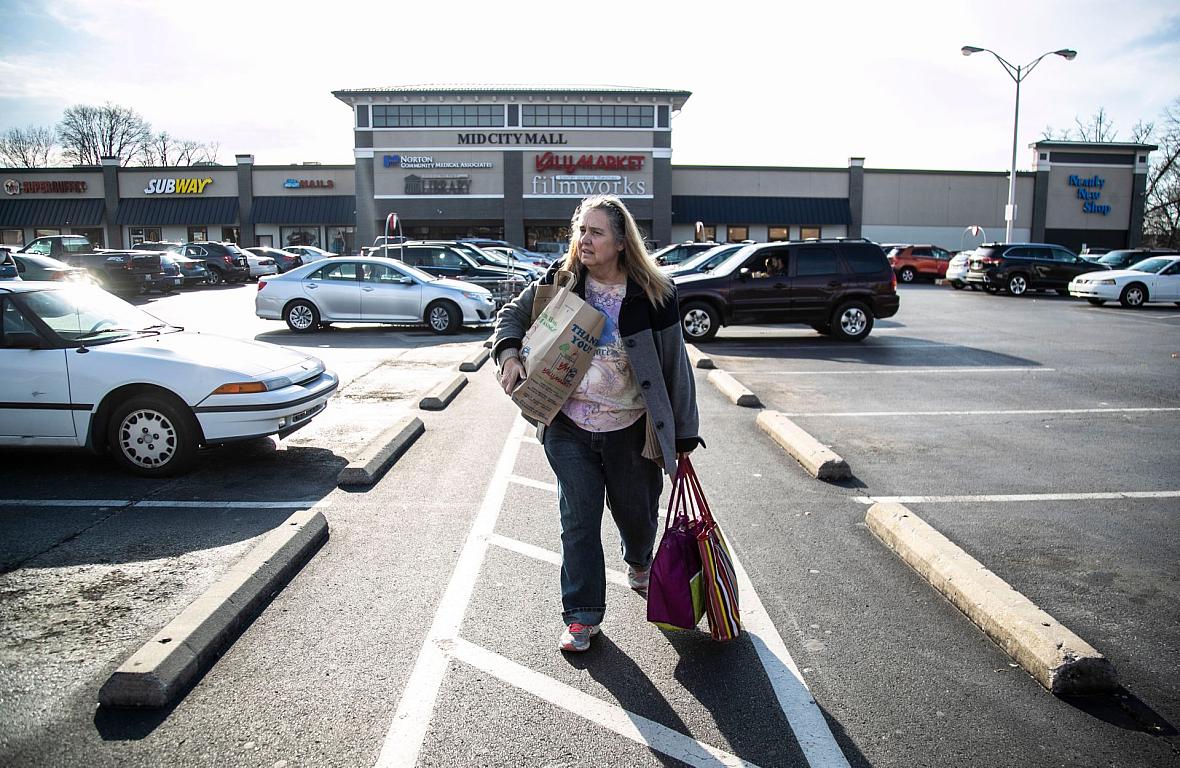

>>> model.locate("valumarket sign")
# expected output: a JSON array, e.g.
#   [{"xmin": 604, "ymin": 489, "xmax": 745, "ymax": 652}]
[
  {"xmin": 143, "ymin": 177, "xmax": 213, "ymax": 195},
  {"xmin": 534, "ymin": 153, "xmax": 645, "ymax": 174},
  {"xmin": 1068, "ymin": 174, "xmax": 1111, "ymax": 216}
]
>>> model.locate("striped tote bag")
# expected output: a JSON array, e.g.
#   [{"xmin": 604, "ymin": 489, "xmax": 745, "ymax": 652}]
[{"xmin": 683, "ymin": 457, "xmax": 742, "ymax": 642}]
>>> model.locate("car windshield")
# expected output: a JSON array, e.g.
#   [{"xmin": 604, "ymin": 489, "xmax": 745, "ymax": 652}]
[
  {"xmin": 18, "ymin": 285, "xmax": 178, "ymax": 344},
  {"xmin": 676, "ymin": 245, "xmax": 741, "ymax": 272},
  {"xmin": 370, "ymin": 258, "xmax": 437, "ymax": 283},
  {"xmin": 1098, "ymin": 251, "xmax": 1136, "ymax": 265},
  {"xmin": 1127, "ymin": 257, "xmax": 1174, "ymax": 274}
]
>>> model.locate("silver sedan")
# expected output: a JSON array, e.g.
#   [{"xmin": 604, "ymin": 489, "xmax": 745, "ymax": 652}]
[{"xmin": 254, "ymin": 256, "xmax": 497, "ymax": 334}]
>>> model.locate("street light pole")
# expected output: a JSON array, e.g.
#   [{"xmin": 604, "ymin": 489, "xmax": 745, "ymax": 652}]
[{"xmin": 962, "ymin": 45, "xmax": 1077, "ymax": 243}]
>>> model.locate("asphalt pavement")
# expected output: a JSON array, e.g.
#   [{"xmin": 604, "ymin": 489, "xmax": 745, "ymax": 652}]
[{"xmin": 1, "ymin": 282, "xmax": 1177, "ymax": 767}]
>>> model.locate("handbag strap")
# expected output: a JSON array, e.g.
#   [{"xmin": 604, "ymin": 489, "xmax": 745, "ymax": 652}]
[
  {"xmin": 680, "ymin": 456, "xmax": 717, "ymax": 539},
  {"xmin": 663, "ymin": 454, "xmax": 696, "ymax": 530}
]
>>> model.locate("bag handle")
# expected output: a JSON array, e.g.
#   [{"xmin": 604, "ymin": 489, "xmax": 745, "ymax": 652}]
[
  {"xmin": 678, "ymin": 455, "xmax": 718, "ymax": 539},
  {"xmin": 663, "ymin": 454, "xmax": 697, "ymax": 530}
]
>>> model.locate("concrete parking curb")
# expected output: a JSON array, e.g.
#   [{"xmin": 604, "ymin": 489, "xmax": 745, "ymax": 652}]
[
  {"xmin": 755, "ymin": 410, "xmax": 850, "ymax": 480},
  {"xmin": 98, "ymin": 508, "xmax": 329, "ymax": 708},
  {"xmin": 706, "ymin": 369, "xmax": 761, "ymax": 407},
  {"xmin": 419, "ymin": 373, "xmax": 468, "ymax": 410},
  {"xmin": 866, "ymin": 502, "xmax": 1118, "ymax": 695},
  {"xmin": 685, "ymin": 344, "xmax": 715, "ymax": 369},
  {"xmin": 337, "ymin": 415, "xmax": 425, "ymax": 486},
  {"xmin": 483, "ymin": 335, "xmax": 494, "ymax": 349},
  {"xmin": 459, "ymin": 347, "xmax": 489, "ymax": 372}
]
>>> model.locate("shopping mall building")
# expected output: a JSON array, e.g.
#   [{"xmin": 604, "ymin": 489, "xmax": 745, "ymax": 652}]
[{"xmin": 0, "ymin": 85, "xmax": 1155, "ymax": 254}]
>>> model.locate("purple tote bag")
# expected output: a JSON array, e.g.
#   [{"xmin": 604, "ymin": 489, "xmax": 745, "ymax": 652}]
[{"xmin": 647, "ymin": 458, "xmax": 706, "ymax": 631}]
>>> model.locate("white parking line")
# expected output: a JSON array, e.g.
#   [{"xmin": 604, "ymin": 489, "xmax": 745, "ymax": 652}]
[
  {"xmin": 854, "ymin": 490, "xmax": 1180, "ymax": 504},
  {"xmin": 450, "ymin": 638, "xmax": 760, "ymax": 768},
  {"xmin": 780, "ymin": 407, "xmax": 1180, "ymax": 418},
  {"xmin": 487, "ymin": 533, "xmax": 631, "ymax": 589},
  {"xmin": 0, "ymin": 499, "xmax": 331, "ymax": 509},
  {"xmin": 734, "ymin": 367, "xmax": 1053, "ymax": 376},
  {"xmin": 507, "ymin": 474, "xmax": 559, "ymax": 493},
  {"xmin": 375, "ymin": 418, "xmax": 527, "ymax": 768}
]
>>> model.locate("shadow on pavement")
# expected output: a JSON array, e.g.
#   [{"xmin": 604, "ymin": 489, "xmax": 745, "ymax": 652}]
[
  {"xmin": 703, "ymin": 334, "xmax": 1043, "ymax": 370},
  {"xmin": 254, "ymin": 324, "xmax": 489, "ymax": 350},
  {"xmin": 1061, "ymin": 687, "xmax": 1178, "ymax": 737}
]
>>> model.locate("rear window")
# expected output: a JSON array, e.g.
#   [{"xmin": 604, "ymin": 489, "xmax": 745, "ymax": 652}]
[
  {"xmin": 975, "ymin": 246, "xmax": 1002, "ymax": 259},
  {"xmin": 62, "ymin": 237, "xmax": 90, "ymax": 254},
  {"xmin": 840, "ymin": 244, "xmax": 889, "ymax": 274}
]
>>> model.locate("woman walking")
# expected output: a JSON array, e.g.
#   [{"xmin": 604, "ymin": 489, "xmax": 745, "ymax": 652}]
[{"xmin": 493, "ymin": 195, "xmax": 702, "ymax": 652}]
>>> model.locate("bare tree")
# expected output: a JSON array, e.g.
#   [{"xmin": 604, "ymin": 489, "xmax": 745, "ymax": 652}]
[
  {"xmin": 0, "ymin": 125, "xmax": 58, "ymax": 167},
  {"xmin": 141, "ymin": 131, "xmax": 221, "ymax": 166},
  {"xmin": 57, "ymin": 102, "xmax": 152, "ymax": 166},
  {"xmin": 1073, "ymin": 106, "xmax": 1118, "ymax": 142},
  {"xmin": 1141, "ymin": 98, "xmax": 1180, "ymax": 249}
]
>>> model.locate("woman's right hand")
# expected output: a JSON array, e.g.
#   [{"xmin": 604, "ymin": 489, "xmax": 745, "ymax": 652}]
[{"xmin": 499, "ymin": 357, "xmax": 525, "ymax": 395}]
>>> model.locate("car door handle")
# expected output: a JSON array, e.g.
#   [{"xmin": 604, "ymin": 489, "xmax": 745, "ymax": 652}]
[
  {"xmin": 363, "ymin": 286, "xmax": 374, "ymax": 292},
  {"xmin": 307, "ymin": 283, "xmax": 317, "ymax": 289}
]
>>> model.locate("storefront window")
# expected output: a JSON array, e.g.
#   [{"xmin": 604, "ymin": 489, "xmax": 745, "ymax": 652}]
[
  {"xmin": 801, "ymin": 226, "xmax": 821, "ymax": 240},
  {"xmin": 768, "ymin": 227, "xmax": 790, "ymax": 242},
  {"xmin": 326, "ymin": 226, "xmax": 355, "ymax": 256},
  {"xmin": 281, "ymin": 226, "xmax": 321, "ymax": 248},
  {"xmin": 525, "ymin": 225, "xmax": 571, "ymax": 253},
  {"xmin": 129, "ymin": 227, "xmax": 162, "ymax": 245},
  {"xmin": 73, "ymin": 228, "xmax": 104, "ymax": 248},
  {"xmin": 697, "ymin": 225, "xmax": 717, "ymax": 242},
  {"xmin": 726, "ymin": 226, "xmax": 749, "ymax": 243},
  {"xmin": 221, "ymin": 227, "xmax": 240, "ymax": 244},
  {"xmin": 2, "ymin": 229, "xmax": 24, "ymax": 247},
  {"xmin": 187, "ymin": 226, "xmax": 208, "ymax": 242},
  {"xmin": 34, "ymin": 229, "xmax": 61, "ymax": 238},
  {"xmin": 256, "ymin": 234, "xmax": 274, "ymax": 248}
]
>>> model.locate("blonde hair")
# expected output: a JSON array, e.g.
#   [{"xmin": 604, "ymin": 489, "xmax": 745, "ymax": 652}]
[{"xmin": 561, "ymin": 195, "xmax": 673, "ymax": 307}]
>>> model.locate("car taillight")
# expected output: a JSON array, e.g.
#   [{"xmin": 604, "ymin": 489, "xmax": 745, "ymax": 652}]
[
  {"xmin": 257, "ymin": 280, "xmax": 267, "ymax": 291},
  {"xmin": 51, "ymin": 270, "xmax": 69, "ymax": 281},
  {"xmin": 890, "ymin": 271, "xmax": 897, "ymax": 290},
  {"xmin": 223, "ymin": 255, "xmax": 233, "ymax": 265}
]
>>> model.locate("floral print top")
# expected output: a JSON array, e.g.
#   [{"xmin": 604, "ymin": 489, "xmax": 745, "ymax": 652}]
[{"xmin": 560, "ymin": 276, "xmax": 644, "ymax": 432}]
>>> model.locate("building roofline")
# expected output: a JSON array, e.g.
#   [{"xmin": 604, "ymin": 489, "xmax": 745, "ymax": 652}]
[
  {"xmin": 332, "ymin": 84, "xmax": 692, "ymax": 110},
  {"xmin": 1031, "ymin": 140, "xmax": 1158, "ymax": 151},
  {"xmin": 673, "ymin": 163, "xmax": 1026, "ymax": 178}
]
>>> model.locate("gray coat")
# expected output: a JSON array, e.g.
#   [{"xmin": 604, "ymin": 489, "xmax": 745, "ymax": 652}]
[{"xmin": 492, "ymin": 264, "xmax": 702, "ymax": 476}]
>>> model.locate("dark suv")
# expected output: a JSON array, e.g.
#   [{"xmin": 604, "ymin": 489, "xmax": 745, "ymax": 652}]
[
  {"xmin": 178, "ymin": 242, "xmax": 250, "ymax": 285},
  {"xmin": 372, "ymin": 242, "xmax": 530, "ymax": 305},
  {"xmin": 1092, "ymin": 248, "xmax": 1177, "ymax": 271},
  {"xmin": 966, "ymin": 243, "xmax": 1104, "ymax": 296},
  {"xmin": 673, "ymin": 239, "xmax": 899, "ymax": 342}
]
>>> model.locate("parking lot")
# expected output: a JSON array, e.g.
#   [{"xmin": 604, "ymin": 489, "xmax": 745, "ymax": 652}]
[{"xmin": 703, "ymin": 282, "xmax": 1180, "ymax": 737}]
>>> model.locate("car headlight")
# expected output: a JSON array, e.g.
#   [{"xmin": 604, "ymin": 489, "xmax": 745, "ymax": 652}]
[
  {"xmin": 1098, "ymin": 279, "xmax": 1115, "ymax": 285},
  {"xmin": 461, "ymin": 291, "xmax": 485, "ymax": 300},
  {"xmin": 211, "ymin": 376, "xmax": 293, "ymax": 395}
]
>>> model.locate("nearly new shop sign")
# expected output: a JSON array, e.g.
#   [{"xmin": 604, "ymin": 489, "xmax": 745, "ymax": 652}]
[{"xmin": 1068, "ymin": 174, "xmax": 1111, "ymax": 215}]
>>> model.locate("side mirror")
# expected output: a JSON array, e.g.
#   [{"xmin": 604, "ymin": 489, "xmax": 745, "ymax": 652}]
[
  {"xmin": 458, "ymin": 264, "xmax": 470, "ymax": 273},
  {"xmin": 738, "ymin": 267, "xmax": 751, "ymax": 278},
  {"xmin": 4, "ymin": 331, "xmax": 42, "ymax": 349},
  {"xmin": 0, "ymin": 265, "xmax": 17, "ymax": 279},
  {"xmin": 399, "ymin": 276, "xmax": 414, "ymax": 285}
]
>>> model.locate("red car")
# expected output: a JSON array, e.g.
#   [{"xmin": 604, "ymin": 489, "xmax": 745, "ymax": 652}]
[{"xmin": 885, "ymin": 244, "xmax": 953, "ymax": 283}]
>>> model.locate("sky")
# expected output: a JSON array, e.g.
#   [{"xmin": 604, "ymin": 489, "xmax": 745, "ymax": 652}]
[{"xmin": 1, "ymin": 0, "xmax": 1178, "ymax": 173}]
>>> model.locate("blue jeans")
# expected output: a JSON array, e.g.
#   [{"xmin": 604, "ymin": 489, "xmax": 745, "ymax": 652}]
[{"xmin": 543, "ymin": 414, "xmax": 664, "ymax": 627}]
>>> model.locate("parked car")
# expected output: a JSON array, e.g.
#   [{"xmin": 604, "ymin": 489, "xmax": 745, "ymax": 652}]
[
  {"xmin": 965, "ymin": 243, "xmax": 1104, "ymax": 296},
  {"xmin": 650, "ymin": 241, "xmax": 722, "ymax": 267},
  {"xmin": 10, "ymin": 253, "xmax": 89, "ymax": 283},
  {"xmin": 673, "ymin": 239, "xmax": 899, "ymax": 342},
  {"xmin": 144, "ymin": 257, "xmax": 184, "ymax": 294},
  {"xmin": 246, "ymin": 252, "xmax": 279, "ymax": 280},
  {"xmin": 178, "ymin": 242, "xmax": 251, "ymax": 285},
  {"xmin": 944, "ymin": 251, "xmax": 972, "ymax": 289},
  {"xmin": 0, "ymin": 281, "xmax": 338, "ymax": 476},
  {"xmin": 481, "ymin": 245, "xmax": 552, "ymax": 269},
  {"xmin": 370, "ymin": 242, "xmax": 530, "ymax": 306},
  {"xmin": 1079, "ymin": 246, "xmax": 1112, "ymax": 262},
  {"xmin": 160, "ymin": 253, "xmax": 209, "ymax": 286},
  {"xmin": 1091, "ymin": 248, "xmax": 1177, "ymax": 271},
  {"xmin": 131, "ymin": 241, "xmax": 183, "ymax": 255},
  {"xmin": 254, "ymin": 256, "xmax": 496, "ymax": 334},
  {"xmin": 246, "ymin": 246, "xmax": 303, "ymax": 273},
  {"xmin": 1068, "ymin": 255, "xmax": 1180, "ymax": 308},
  {"xmin": 283, "ymin": 245, "xmax": 335, "ymax": 263},
  {"xmin": 660, "ymin": 243, "xmax": 746, "ymax": 277},
  {"xmin": 427, "ymin": 240, "xmax": 544, "ymax": 280},
  {"xmin": 885, "ymin": 244, "xmax": 953, "ymax": 283},
  {"xmin": 20, "ymin": 236, "xmax": 162, "ymax": 295},
  {"xmin": 1, "ymin": 249, "xmax": 18, "ymax": 280}
]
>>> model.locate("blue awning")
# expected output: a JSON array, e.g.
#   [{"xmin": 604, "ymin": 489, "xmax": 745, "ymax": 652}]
[
  {"xmin": 0, "ymin": 198, "xmax": 105, "ymax": 227},
  {"xmin": 671, "ymin": 196, "xmax": 851, "ymax": 225},
  {"xmin": 115, "ymin": 197, "xmax": 239, "ymax": 225},
  {"xmin": 250, "ymin": 196, "xmax": 357, "ymax": 225}
]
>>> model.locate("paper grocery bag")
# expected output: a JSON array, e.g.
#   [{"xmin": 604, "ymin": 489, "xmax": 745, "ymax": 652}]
[{"xmin": 512, "ymin": 271, "xmax": 605, "ymax": 425}]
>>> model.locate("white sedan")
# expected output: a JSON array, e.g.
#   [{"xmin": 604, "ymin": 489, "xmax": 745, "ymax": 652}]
[
  {"xmin": 246, "ymin": 251, "xmax": 279, "ymax": 279},
  {"xmin": 1068, "ymin": 255, "xmax": 1180, "ymax": 308},
  {"xmin": 255, "ymin": 256, "xmax": 496, "ymax": 334},
  {"xmin": 0, "ymin": 282, "xmax": 338, "ymax": 476},
  {"xmin": 283, "ymin": 245, "xmax": 335, "ymax": 263}
]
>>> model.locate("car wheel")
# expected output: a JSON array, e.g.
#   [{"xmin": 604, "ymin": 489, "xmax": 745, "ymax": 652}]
[
  {"xmin": 1119, "ymin": 283, "xmax": 1147, "ymax": 308},
  {"xmin": 107, "ymin": 393, "xmax": 198, "ymax": 477},
  {"xmin": 425, "ymin": 300, "xmax": 461, "ymax": 334},
  {"xmin": 951, "ymin": 281, "xmax": 966, "ymax": 290},
  {"xmin": 830, "ymin": 301, "xmax": 874, "ymax": 342},
  {"xmin": 899, "ymin": 267, "xmax": 916, "ymax": 283},
  {"xmin": 1086, "ymin": 298, "xmax": 1106, "ymax": 306},
  {"xmin": 284, "ymin": 300, "xmax": 320, "ymax": 332},
  {"xmin": 206, "ymin": 268, "xmax": 224, "ymax": 286},
  {"xmin": 810, "ymin": 323, "xmax": 831, "ymax": 336},
  {"xmin": 680, "ymin": 301, "xmax": 719, "ymax": 342},
  {"xmin": 1006, "ymin": 273, "xmax": 1028, "ymax": 296}
]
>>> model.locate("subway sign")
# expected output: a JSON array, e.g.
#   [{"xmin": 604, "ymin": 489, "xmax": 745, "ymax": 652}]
[
  {"xmin": 1068, "ymin": 174, "xmax": 1110, "ymax": 216},
  {"xmin": 143, "ymin": 177, "xmax": 213, "ymax": 195}
]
